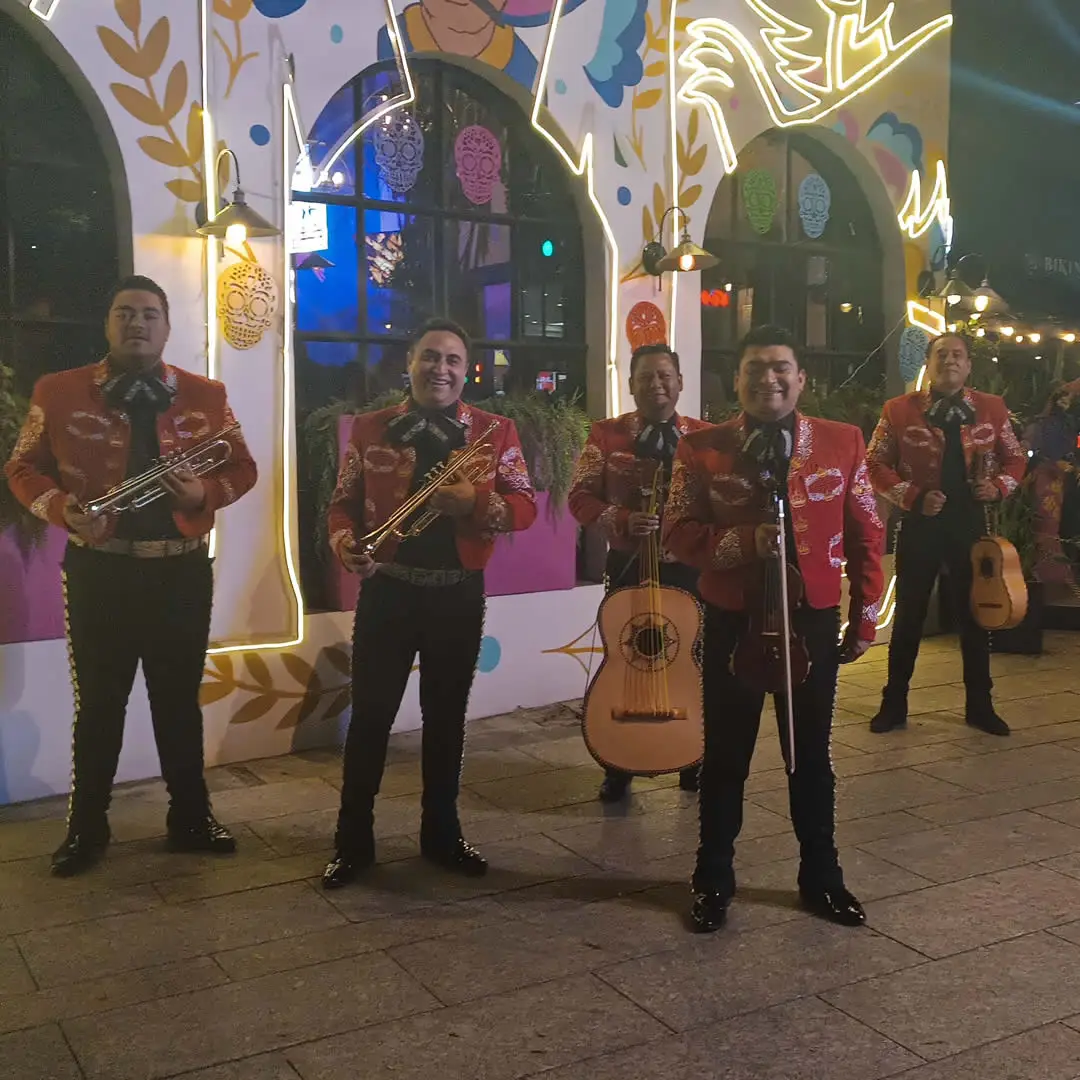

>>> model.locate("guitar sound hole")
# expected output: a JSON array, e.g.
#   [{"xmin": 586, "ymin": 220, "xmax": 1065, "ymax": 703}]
[
  {"xmin": 979, "ymin": 556, "xmax": 995, "ymax": 579},
  {"xmin": 634, "ymin": 626, "xmax": 665, "ymax": 659}
]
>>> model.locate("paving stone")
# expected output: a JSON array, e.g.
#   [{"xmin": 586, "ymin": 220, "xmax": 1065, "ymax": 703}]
[{"xmin": 0, "ymin": 1024, "xmax": 81, "ymax": 1080}]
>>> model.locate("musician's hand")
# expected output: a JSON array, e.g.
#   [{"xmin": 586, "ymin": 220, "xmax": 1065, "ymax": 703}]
[
  {"xmin": 754, "ymin": 523, "xmax": 780, "ymax": 559},
  {"xmin": 839, "ymin": 632, "xmax": 871, "ymax": 664},
  {"xmin": 62, "ymin": 496, "xmax": 109, "ymax": 545},
  {"xmin": 972, "ymin": 479, "xmax": 1000, "ymax": 502},
  {"xmin": 338, "ymin": 543, "xmax": 377, "ymax": 579},
  {"xmin": 160, "ymin": 466, "xmax": 207, "ymax": 512},
  {"xmin": 428, "ymin": 472, "xmax": 477, "ymax": 518},
  {"xmin": 922, "ymin": 490, "xmax": 947, "ymax": 517},
  {"xmin": 627, "ymin": 511, "xmax": 660, "ymax": 537}
]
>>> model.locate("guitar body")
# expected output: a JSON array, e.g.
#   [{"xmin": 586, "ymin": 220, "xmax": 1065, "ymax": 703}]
[
  {"xmin": 970, "ymin": 535, "xmax": 1029, "ymax": 630},
  {"xmin": 582, "ymin": 583, "xmax": 704, "ymax": 775}
]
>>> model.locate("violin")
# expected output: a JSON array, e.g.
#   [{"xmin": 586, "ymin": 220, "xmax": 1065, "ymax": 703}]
[{"xmin": 731, "ymin": 477, "xmax": 810, "ymax": 773}]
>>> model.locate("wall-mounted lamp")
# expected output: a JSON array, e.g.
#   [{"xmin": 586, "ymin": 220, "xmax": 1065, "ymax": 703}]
[
  {"xmin": 642, "ymin": 207, "xmax": 718, "ymax": 276},
  {"xmin": 937, "ymin": 272, "xmax": 975, "ymax": 308},
  {"xmin": 972, "ymin": 278, "xmax": 1005, "ymax": 315},
  {"xmin": 196, "ymin": 149, "xmax": 280, "ymax": 246}
]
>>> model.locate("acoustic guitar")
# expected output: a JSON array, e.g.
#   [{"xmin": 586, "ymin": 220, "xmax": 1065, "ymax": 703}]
[
  {"xmin": 581, "ymin": 468, "xmax": 704, "ymax": 776},
  {"xmin": 970, "ymin": 452, "xmax": 1028, "ymax": 631}
]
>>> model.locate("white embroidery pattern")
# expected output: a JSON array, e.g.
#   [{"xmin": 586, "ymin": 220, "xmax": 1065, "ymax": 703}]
[
  {"xmin": 713, "ymin": 529, "xmax": 743, "ymax": 569},
  {"xmin": 828, "ymin": 532, "xmax": 844, "ymax": 568},
  {"xmin": 804, "ymin": 467, "xmax": 846, "ymax": 503}
]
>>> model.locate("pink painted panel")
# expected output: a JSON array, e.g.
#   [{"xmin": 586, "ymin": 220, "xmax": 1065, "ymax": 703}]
[{"xmin": 0, "ymin": 525, "xmax": 67, "ymax": 644}]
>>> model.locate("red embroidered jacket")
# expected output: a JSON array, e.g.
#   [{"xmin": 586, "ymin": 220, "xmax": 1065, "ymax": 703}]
[
  {"xmin": 662, "ymin": 413, "xmax": 885, "ymax": 641},
  {"xmin": 328, "ymin": 401, "xmax": 536, "ymax": 569},
  {"xmin": 4, "ymin": 360, "xmax": 257, "ymax": 540},
  {"xmin": 568, "ymin": 411, "xmax": 712, "ymax": 554},
  {"xmin": 867, "ymin": 388, "xmax": 1026, "ymax": 511}
]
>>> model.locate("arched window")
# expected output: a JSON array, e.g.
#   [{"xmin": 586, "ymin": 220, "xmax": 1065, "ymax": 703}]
[
  {"xmin": 0, "ymin": 11, "xmax": 121, "ymax": 395},
  {"xmin": 291, "ymin": 59, "xmax": 587, "ymax": 415},
  {"xmin": 700, "ymin": 131, "xmax": 883, "ymax": 408}
]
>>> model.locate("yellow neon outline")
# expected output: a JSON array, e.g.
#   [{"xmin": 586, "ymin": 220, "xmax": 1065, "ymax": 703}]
[
  {"xmin": 898, "ymin": 159, "xmax": 951, "ymax": 242},
  {"xmin": 199, "ymin": 0, "xmax": 217, "ymax": 561},
  {"xmin": 28, "ymin": 0, "xmax": 60, "ymax": 20},
  {"xmin": 678, "ymin": 1, "xmax": 952, "ymax": 173},
  {"xmin": 532, "ymin": 0, "xmax": 621, "ymax": 417},
  {"xmin": 907, "ymin": 300, "xmax": 946, "ymax": 337},
  {"xmin": 667, "ymin": 0, "xmax": 680, "ymax": 354}
]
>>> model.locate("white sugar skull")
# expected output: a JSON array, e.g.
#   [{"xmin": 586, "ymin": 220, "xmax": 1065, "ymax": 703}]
[
  {"xmin": 798, "ymin": 173, "xmax": 831, "ymax": 239},
  {"xmin": 372, "ymin": 113, "xmax": 424, "ymax": 194},
  {"xmin": 455, "ymin": 125, "xmax": 501, "ymax": 206},
  {"xmin": 218, "ymin": 262, "xmax": 278, "ymax": 351}
]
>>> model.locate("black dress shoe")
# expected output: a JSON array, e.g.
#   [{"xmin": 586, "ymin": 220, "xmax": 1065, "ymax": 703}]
[
  {"xmin": 679, "ymin": 767, "xmax": 700, "ymax": 793},
  {"xmin": 689, "ymin": 891, "xmax": 730, "ymax": 933},
  {"xmin": 869, "ymin": 700, "xmax": 907, "ymax": 733},
  {"xmin": 800, "ymin": 886, "xmax": 866, "ymax": 926},
  {"xmin": 51, "ymin": 828, "xmax": 110, "ymax": 878},
  {"xmin": 966, "ymin": 709, "xmax": 1010, "ymax": 736},
  {"xmin": 421, "ymin": 837, "xmax": 488, "ymax": 877},
  {"xmin": 321, "ymin": 851, "xmax": 374, "ymax": 890},
  {"xmin": 598, "ymin": 773, "xmax": 631, "ymax": 803},
  {"xmin": 166, "ymin": 815, "xmax": 236, "ymax": 854}
]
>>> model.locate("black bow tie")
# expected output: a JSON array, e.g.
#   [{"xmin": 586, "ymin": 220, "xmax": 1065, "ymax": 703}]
[
  {"xmin": 926, "ymin": 391, "xmax": 976, "ymax": 429},
  {"xmin": 385, "ymin": 406, "xmax": 467, "ymax": 453},
  {"xmin": 634, "ymin": 420, "xmax": 679, "ymax": 462},
  {"xmin": 742, "ymin": 422, "xmax": 793, "ymax": 474},
  {"xmin": 102, "ymin": 369, "xmax": 175, "ymax": 413}
]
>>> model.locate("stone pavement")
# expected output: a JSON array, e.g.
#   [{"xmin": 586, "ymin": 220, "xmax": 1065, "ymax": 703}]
[{"xmin": 5, "ymin": 634, "xmax": 1080, "ymax": 1078}]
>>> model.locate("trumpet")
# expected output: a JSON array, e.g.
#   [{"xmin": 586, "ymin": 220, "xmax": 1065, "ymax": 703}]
[
  {"xmin": 84, "ymin": 423, "xmax": 239, "ymax": 517},
  {"xmin": 356, "ymin": 420, "xmax": 498, "ymax": 558}
]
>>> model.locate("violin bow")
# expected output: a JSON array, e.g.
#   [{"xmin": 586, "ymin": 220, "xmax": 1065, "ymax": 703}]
[{"xmin": 773, "ymin": 486, "xmax": 798, "ymax": 776}]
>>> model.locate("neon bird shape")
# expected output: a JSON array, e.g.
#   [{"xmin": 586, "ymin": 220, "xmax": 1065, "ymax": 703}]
[{"xmin": 679, "ymin": 0, "xmax": 953, "ymax": 174}]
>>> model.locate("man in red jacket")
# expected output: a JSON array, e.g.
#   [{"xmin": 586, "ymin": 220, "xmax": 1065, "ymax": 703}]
[
  {"xmin": 866, "ymin": 332, "xmax": 1026, "ymax": 736},
  {"xmin": 5, "ymin": 275, "xmax": 257, "ymax": 876},
  {"xmin": 568, "ymin": 343, "xmax": 710, "ymax": 801},
  {"xmin": 663, "ymin": 325, "xmax": 884, "ymax": 933},
  {"xmin": 323, "ymin": 318, "xmax": 537, "ymax": 888}
]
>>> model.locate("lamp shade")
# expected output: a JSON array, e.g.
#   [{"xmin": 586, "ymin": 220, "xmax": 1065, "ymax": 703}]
[
  {"xmin": 936, "ymin": 273, "xmax": 975, "ymax": 307},
  {"xmin": 654, "ymin": 233, "xmax": 719, "ymax": 274},
  {"xmin": 196, "ymin": 188, "xmax": 279, "ymax": 240}
]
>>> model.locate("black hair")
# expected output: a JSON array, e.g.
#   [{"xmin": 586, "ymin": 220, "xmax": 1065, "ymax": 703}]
[
  {"xmin": 736, "ymin": 325, "xmax": 803, "ymax": 368},
  {"xmin": 629, "ymin": 342, "xmax": 680, "ymax": 379},
  {"xmin": 106, "ymin": 275, "xmax": 170, "ymax": 324},
  {"xmin": 410, "ymin": 317, "xmax": 472, "ymax": 357},
  {"xmin": 925, "ymin": 331, "xmax": 972, "ymax": 359}
]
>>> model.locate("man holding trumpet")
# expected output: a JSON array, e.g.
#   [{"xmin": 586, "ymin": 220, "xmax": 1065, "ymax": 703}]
[
  {"xmin": 5, "ymin": 275, "xmax": 257, "ymax": 876},
  {"xmin": 323, "ymin": 318, "xmax": 536, "ymax": 888}
]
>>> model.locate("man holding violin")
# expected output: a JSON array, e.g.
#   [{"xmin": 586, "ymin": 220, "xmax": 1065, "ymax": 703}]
[
  {"xmin": 324, "ymin": 318, "xmax": 536, "ymax": 889},
  {"xmin": 866, "ymin": 332, "xmax": 1026, "ymax": 736},
  {"xmin": 663, "ymin": 325, "xmax": 884, "ymax": 933},
  {"xmin": 568, "ymin": 343, "xmax": 710, "ymax": 802},
  {"xmin": 5, "ymin": 275, "xmax": 257, "ymax": 876}
]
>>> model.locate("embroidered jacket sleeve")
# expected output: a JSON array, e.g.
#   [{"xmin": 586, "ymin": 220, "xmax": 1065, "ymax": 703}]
[
  {"xmin": 991, "ymin": 402, "xmax": 1027, "ymax": 499},
  {"xmin": 327, "ymin": 417, "xmax": 366, "ymax": 561},
  {"xmin": 662, "ymin": 438, "xmax": 757, "ymax": 572},
  {"xmin": 843, "ymin": 431, "xmax": 886, "ymax": 642},
  {"xmin": 867, "ymin": 403, "xmax": 919, "ymax": 511},
  {"xmin": 567, "ymin": 427, "xmax": 629, "ymax": 542},
  {"xmin": 470, "ymin": 419, "xmax": 537, "ymax": 534},
  {"xmin": 175, "ymin": 389, "xmax": 258, "ymax": 537},
  {"xmin": 3, "ymin": 375, "xmax": 69, "ymax": 528}
]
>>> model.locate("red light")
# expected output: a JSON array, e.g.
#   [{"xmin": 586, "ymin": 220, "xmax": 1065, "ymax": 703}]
[
  {"xmin": 700, "ymin": 289, "xmax": 730, "ymax": 308},
  {"xmin": 474, "ymin": 364, "xmax": 482, "ymax": 374}
]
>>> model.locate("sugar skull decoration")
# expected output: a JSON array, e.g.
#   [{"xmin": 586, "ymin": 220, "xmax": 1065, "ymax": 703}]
[
  {"xmin": 626, "ymin": 301, "xmax": 667, "ymax": 352},
  {"xmin": 371, "ymin": 113, "xmax": 425, "ymax": 195},
  {"xmin": 899, "ymin": 325, "xmax": 930, "ymax": 386},
  {"xmin": 218, "ymin": 260, "xmax": 278, "ymax": 351},
  {"xmin": 742, "ymin": 168, "xmax": 779, "ymax": 235},
  {"xmin": 366, "ymin": 232, "xmax": 404, "ymax": 287},
  {"xmin": 798, "ymin": 173, "xmax": 831, "ymax": 239},
  {"xmin": 455, "ymin": 125, "xmax": 502, "ymax": 206}
]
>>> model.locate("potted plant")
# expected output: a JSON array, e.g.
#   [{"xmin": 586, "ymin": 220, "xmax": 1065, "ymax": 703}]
[{"xmin": 989, "ymin": 475, "xmax": 1046, "ymax": 655}]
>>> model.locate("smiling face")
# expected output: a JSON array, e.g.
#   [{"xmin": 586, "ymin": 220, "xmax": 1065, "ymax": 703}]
[
  {"xmin": 630, "ymin": 351, "xmax": 682, "ymax": 422},
  {"xmin": 737, "ymin": 344, "xmax": 805, "ymax": 422},
  {"xmin": 407, "ymin": 329, "xmax": 468, "ymax": 409},
  {"xmin": 926, "ymin": 334, "xmax": 971, "ymax": 394},
  {"xmin": 105, "ymin": 289, "xmax": 170, "ymax": 372}
]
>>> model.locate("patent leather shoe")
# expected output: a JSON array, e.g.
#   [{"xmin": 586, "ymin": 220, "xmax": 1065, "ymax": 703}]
[
  {"xmin": 800, "ymin": 885, "xmax": 866, "ymax": 927},
  {"xmin": 421, "ymin": 836, "xmax": 488, "ymax": 877},
  {"xmin": 598, "ymin": 774, "xmax": 631, "ymax": 803},
  {"xmin": 679, "ymin": 767, "xmax": 699, "ymax": 793},
  {"xmin": 166, "ymin": 815, "xmax": 236, "ymax": 854},
  {"xmin": 869, "ymin": 701, "xmax": 907, "ymax": 734},
  {"xmin": 51, "ymin": 828, "xmax": 110, "ymax": 878},
  {"xmin": 689, "ymin": 891, "xmax": 730, "ymax": 933},
  {"xmin": 966, "ymin": 709, "xmax": 1010, "ymax": 736},
  {"xmin": 321, "ymin": 851, "xmax": 374, "ymax": 890}
]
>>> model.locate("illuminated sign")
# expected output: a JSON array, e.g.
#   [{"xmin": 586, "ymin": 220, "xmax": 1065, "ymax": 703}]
[
  {"xmin": 701, "ymin": 289, "xmax": 732, "ymax": 308},
  {"xmin": 898, "ymin": 159, "xmax": 952, "ymax": 248}
]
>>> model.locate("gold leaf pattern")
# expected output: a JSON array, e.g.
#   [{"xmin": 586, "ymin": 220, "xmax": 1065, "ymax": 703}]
[
  {"xmin": 141, "ymin": 17, "xmax": 170, "ymax": 75},
  {"xmin": 110, "ymin": 83, "xmax": 163, "ymax": 125},
  {"xmin": 644, "ymin": 61, "xmax": 666, "ymax": 78},
  {"xmin": 682, "ymin": 184, "xmax": 702, "ymax": 208},
  {"xmin": 97, "ymin": 27, "xmax": 144, "ymax": 76},
  {"xmin": 116, "ymin": 0, "xmax": 141, "ymax": 34},
  {"xmin": 212, "ymin": 0, "xmax": 259, "ymax": 99},
  {"xmin": 166, "ymin": 178, "xmax": 203, "ymax": 202},
  {"xmin": 324, "ymin": 646, "xmax": 352, "ymax": 676},
  {"xmin": 199, "ymin": 680, "xmax": 234, "ymax": 705},
  {"xmin": 209, "ymin": 653, "xmax": 234, "ymax": 680},
  {"xmin": 652, "ymin": 184, "xmax": 667, "ymax": 238},
  {"xmin": 231, "ymin": 695, "xmax": 277, "ymax": 725},
  {"xmin": 280, "ymin": 652, "xmax": 315, "ymax": 685},
  {"xmin": 162, "ymin": 62, "xmax": 188, "ymax": 122},
  {"xmin": 275, "ymin": 700, "xmax": 304, "ymax": 730},
  {"xmin": 688, "ymin": 108, "xmax": 699, "ymax": 146},
  {"xmin": 243, "ymin": 652, "xmax": 272, "ymax": 688},
  {"xmin": 326, "ymin": 689, "xmax": 351, "ymax": 720},
  {"xmin": 138, "ymin": 135, "xmax": 191, "ymax": 168},
  {"xmin": 635, "ymin": 89, "xmax": 662, "ymax": 110}
]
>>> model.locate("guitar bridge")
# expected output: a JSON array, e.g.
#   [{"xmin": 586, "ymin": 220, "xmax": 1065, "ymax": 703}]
[{"xmin": 612, "ymin": 707, "xmax": 688, "ymax": 724}]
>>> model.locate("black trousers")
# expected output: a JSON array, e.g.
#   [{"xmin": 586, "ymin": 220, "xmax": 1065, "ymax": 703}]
[
  {"xmin": 335, "ymin": 571, "xmax": 485, "ymax": 856},
  {"xmin": 603, "ymin": 550, "xmax": 701, "ymax": 785},
  {"xmin": 695, "ymin": 605, "xmax": 843, "ymax": 896},
  {"xmin": 884, "ymin": 512, "xmax": 992, "ymax": 707},
  {"xmin": 63, "ymin": 543, "xmax": 214, "ymax": 833}
]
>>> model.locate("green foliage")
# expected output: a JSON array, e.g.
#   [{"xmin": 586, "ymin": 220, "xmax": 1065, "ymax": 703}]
[
  {"xmin": 994, "ymin": 478, "xmax": 1040, "ymax": 580},
  {"xmin": 0, "ymin": 362, "xmax": 47, "ymax": 550}
]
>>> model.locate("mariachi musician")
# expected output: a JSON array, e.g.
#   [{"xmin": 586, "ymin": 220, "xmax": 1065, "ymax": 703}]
[
  {"xmin": 5, "ymin": 275, "xmax": 257, "ymax": 877},
  {"xmin": 568, "ymin": 343, "xmax": 710, "ymax": 802},
  {"xmin": 663, "ymin": 326, "xmax": 884, "ymax": 933},
  {"xmin": 866, "ymin": 332, "xmax": 1026, "ymax": 737},
  {"xmin": 323, "ymin": 318, "xmax": 536, "ymax": 888}
]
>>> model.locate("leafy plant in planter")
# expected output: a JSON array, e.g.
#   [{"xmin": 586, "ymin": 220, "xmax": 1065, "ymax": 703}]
[
  {"xmin": 989, "ymin": 476, "xmax": 1049, "ymax": 654},
  {"xmin": 0, "ymin": 361, "xmax": 47, "ymax": 554}
]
